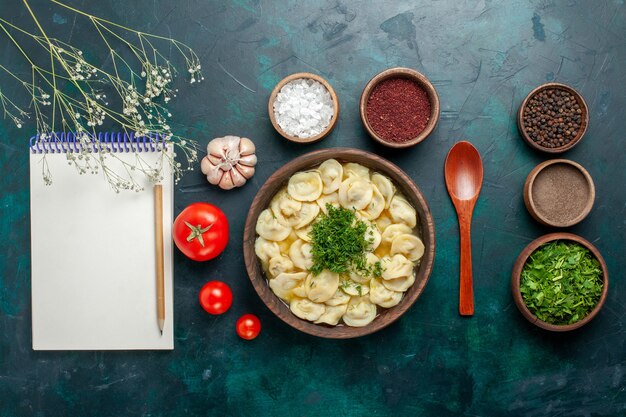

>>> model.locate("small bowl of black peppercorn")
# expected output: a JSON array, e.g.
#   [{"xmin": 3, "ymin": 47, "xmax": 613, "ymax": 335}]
[{"xmin": 518, "ymin": 83, "xmax": 589, "ymax": 153}]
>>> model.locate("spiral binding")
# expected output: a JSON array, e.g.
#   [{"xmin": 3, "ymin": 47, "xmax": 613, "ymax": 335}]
[{"xmin": 29, "ymin": 132, "xmax": 168, "ymax": 154}]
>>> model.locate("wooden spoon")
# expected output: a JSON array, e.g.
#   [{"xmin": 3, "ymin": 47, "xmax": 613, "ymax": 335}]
[{"xmin": 444, "ymin": 141, "xmax": 483, "ymax": 316}]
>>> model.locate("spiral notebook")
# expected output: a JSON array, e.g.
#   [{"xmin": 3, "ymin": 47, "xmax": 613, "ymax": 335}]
[{"xmin": 29, "ymin": 133, "xmax": 174, "ymax": 350}]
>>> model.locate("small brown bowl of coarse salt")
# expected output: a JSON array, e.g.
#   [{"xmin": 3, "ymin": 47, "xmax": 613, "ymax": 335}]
[
  {"xmin": 360, "ymin": 67, "xmax": 440, "ymax": 149},
  {"xmin": 523, "ymin": 159, "xmax": 595, "ymax": 228},
  {"xmin": 518, "ymin": 83, "xmax": 589, "ymax": 153},
  {"xmin": 268, "ymin": 72, "xmax": 339, "ymax": 144}
]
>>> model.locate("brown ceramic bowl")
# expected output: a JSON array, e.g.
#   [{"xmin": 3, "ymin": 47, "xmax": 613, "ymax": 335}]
[
  {"xmin": 359, "ymin": 67, "xmax": 440, "ymax": 149},
  {"xmin": 243, "ymin": 148, "xmax": 436, "ymax": 338},
  {"xmin": 523, "ymin": 159, "xmax": 595, "ymax": 227},
  {"xmin": 511, "ymin": 233, "xmax": 608, "ymax": 332},
  {"xmin": 268, "ymin": 72, "xmax": 339, "ymax": 144},
  {"xmin": 517, "ymin": 83, "xmax": 589, "ymax": 153}
]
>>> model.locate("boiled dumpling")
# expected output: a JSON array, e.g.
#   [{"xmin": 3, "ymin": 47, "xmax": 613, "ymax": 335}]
[
  {"xmin": 390, "ymin": 234, "xmax": 425, "ymax": 262},
  {"xmin": 375, "ymin": 212, "xmax": 393, "ymax": 232},
  {"xmin": 381, "ymin": 272, "xmax": 415, "ymax": 292},
  {"xmin": 359, "ymin": 184, "xmax": 385, "ymax": 220},
  {"xmin": 270, "ymin": 190, "xmax": 302, "ymax": 227},
  {"xmin": 254, "ymin": 237, "xmax": 281, "ymax": 264},
  {"xmin": 369, "ymin": 278, "xmax": 403, "ymax": 308},
  {"xmin": 269, "ymin": 272, "xmax": 307, "ymax": 301},
  {"xmin": 317, "ymin": 192, "xmax": 339, "ymax": 214},
  {"xmin": 271, "ymin": 191, "xmax": 320, "ymax": 228},
  {"xmin": 381, "ymin": 254, "xmax": 414, "ymax": 280},
  {"xmin": 389, "ymin": 195, "xmax": 417, "ymax": 228},
  {"xmin": 288, "ymin": 171, "xmax": 323, "ymax": 202},
  {"xmin": 296, "ymin": 204, "xmax": 320, "ymax": 229},
  {"xmin": 343, "ymin": 296, "xmax": 376, "ymax": 327},
  {"xmin": 315, "ymin": 304, "xmax": 348, "ymax": 325},
  {"xmin": 318, "ymin": 159, "xmax": 343, "ymax": 194},
  {"xmin": 349, "ymin": 253, "xmax": 380, "ymax": 284},
  {"xmin": 338, "ymin": 177, "xmax": 373, "ymax": 210},
  {"xmin": 381, "ymin": 224, "xmax": 413, "ymax": 247},
  {"xmin": 294, "ymin": 224, "xmax": 313, "ymax": 242},
  {"xmin": 305, "ymin": 270, "xmax": 339, "ymax": 303},
  {"xmin": 256, "ymin": 209, "xmax": 291, "ymax": 241},
  {"xmin": 371, "ymin": 173, "xmax": 395, "ymax": 209},
  {"xmin": 340, "ymin": 278, "xmax": 369, "ymax": 296},
  {"xmin": 290, "ymin": 298, "xmax": 325, "ymax": 321},
  {"xmin": 343, "ymin": 162, "xmax": 370, "ymax": 179},
  {"xmin": 289, "ymin": 239, "xmax": 314, "ymax": 270},
  {"xmin": 268, "ymin": 255, "xmax": 294, "ymax": 277},
  {"xmin": 325, "ymin": 289, "xmax": 351, "ymax": 306},
  {"xmin": 365, "ymin": 225, "xmax": 382, "ymax": 251}
]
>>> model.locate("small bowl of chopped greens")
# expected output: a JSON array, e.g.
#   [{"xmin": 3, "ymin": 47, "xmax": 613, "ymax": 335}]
[{"xmin": 511, "ymin": 233, "xmax": 608, "ymax": 332}]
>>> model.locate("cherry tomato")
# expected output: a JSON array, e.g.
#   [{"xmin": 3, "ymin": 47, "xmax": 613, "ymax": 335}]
[
  {"xmin": 236, "ymin": 314, "xmax": 261, "ymax": 340},
  {"xmin": 173, "ymin": 203, "xmax": 228, "ymax": 261},
  {"xmin": 199, "ymin": 281, "xmax": 233, "ymax": 315}
]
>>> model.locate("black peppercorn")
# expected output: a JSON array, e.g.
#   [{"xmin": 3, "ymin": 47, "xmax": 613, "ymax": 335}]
[{"xmin": 522, "ymin": 88, "xmax": 583, "ymax": 148}]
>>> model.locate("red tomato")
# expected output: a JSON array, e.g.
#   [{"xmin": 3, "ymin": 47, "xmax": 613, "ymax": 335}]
[
  {"xmin": 236, "ymin": 314, "xmax": 261, "ymax": 340},
  {"xmin": 199, "ymin": 281, "xmax": 233, "ymax": 315},
  {"xmin": 173, "ymin": 203, "xmax": 228, "ymax": 261}
]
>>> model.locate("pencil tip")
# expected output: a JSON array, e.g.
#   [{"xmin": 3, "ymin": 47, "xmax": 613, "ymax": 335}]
[{"xmin": 160, "ymin": 329, "xmax": 163, "ymax": 335}]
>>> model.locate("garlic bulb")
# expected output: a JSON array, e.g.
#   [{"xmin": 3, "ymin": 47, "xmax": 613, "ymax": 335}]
[{"xmin": 201, "ymin": 135, "xmax": 257, "ymax": 190}]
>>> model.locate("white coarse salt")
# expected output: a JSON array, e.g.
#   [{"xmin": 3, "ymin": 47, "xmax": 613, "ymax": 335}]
[{"xmin": 273, "ymin": 78, "xmax": 335, "ymax": 138}]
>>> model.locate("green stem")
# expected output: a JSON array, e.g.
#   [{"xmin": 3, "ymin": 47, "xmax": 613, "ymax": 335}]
[{"xmin": 184, "ymin": 221, "xmax": 213, "ymax": 247}]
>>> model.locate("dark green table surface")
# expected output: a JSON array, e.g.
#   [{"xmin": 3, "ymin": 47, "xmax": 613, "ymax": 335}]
[{"xmin": 1, "ymin": 1, "xmax": 625, "ymax": 416}]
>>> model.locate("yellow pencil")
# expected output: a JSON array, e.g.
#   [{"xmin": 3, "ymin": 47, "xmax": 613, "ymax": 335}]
[{"xmin": 154, "ymin": 184, "xmax": 165, "ymax": 335}]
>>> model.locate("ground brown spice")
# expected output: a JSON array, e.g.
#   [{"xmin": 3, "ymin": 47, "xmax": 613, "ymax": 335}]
[
  {"xmin": 532, "ymin": 163, "xmax": 590, "ymax": 223},
  {"xmin": 366, "ymin": 77, "xmax": 431, "ymax": 143}
]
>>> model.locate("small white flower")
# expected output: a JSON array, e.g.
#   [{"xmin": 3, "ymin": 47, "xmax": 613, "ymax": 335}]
[{"xmin": 141, "ymin": 71, "xmax": 147, "ymax": 77}]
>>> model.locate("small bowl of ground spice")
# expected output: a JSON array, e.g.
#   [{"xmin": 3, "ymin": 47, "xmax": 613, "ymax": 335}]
[
  {"xmin": 269, "ymin": 72, "xmax": 339, "ymax": 144},
  {"xmin": 518, "ymin": 83, "xmax": 589, "ymax": 153},
  {"xmin": 523, "ymin": 159, "xmax": 595, "ymax": 227},
  {"xmin": 360, "ymin": 68, "xmax": 440, "ymax": 148},
  {"xmin": 511, "ymin": 233, "xmax": 608, "ymax": 332}
]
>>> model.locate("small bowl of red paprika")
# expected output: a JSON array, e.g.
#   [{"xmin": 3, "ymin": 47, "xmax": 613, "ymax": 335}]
[{"xmin": 360, "ymin": 67, "xmax": 440, "ymax": 149}]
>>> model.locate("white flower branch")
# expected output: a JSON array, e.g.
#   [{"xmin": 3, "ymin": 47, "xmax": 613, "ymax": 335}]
[{"xmin": 0, "ymin": 0, "xmax": 202, "ymax": 192}]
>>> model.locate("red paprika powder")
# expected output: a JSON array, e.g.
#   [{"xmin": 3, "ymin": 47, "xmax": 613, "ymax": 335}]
[{"xmin": 366, "ymin": 77, "xmax": 431, "ymax": 143}]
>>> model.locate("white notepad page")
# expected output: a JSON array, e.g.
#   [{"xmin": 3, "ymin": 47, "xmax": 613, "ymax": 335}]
[{"xmin": 30, "ymin": 147, "xmax": 174, "ymax": 350}]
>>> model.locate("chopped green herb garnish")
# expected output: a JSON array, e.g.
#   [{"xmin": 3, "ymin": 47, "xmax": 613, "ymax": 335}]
[
  {"xmin": 372, "ymin": 261, "xmax": 383, "ymax": 278},
  {"xmin": 520, "ymin": 241, "xmax": 603, "ymax": 325},
  {"xmin": 310, "ymin": 204, "xmax": 383, "ymax": 277}
]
